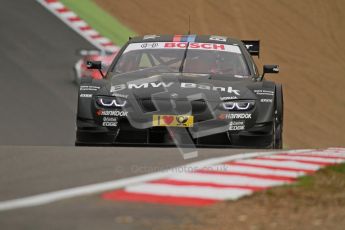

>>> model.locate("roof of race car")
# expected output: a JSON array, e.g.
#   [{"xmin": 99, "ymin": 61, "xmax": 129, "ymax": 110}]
[{"xmin": 128, "ymin": 35, "xmax": 243, "ymax": 45}]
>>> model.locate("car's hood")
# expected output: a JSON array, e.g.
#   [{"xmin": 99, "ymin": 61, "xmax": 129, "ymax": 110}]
[{"xmin": 109, "ymin": 72, "xmax": 260, "ymax": 101}]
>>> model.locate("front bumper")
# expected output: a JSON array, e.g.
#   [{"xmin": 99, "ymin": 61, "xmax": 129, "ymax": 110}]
[{"xmin": 76, "ymin": 118, "xmax": 274, "ymax": 148}]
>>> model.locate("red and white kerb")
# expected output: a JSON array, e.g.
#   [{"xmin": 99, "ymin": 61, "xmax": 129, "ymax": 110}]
[
  {"xmin": 102, "ymin": 148, "xmax": 345, "ymax": 206},
  {"xmin": 36, "ymin": 0, "xmax": 119, "ymax": 52}
]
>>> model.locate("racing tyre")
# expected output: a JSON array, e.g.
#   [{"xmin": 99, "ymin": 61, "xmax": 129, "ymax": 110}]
[{"xmin": 273, "ymin": 84, "xmax": 283, "ymax": 149}]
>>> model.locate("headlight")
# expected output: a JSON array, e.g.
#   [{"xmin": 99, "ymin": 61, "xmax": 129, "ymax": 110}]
[
  {"xmin": 96, "ymin": 96, "xmax": 127, "ymax": 108},
  {"xmin": 222, "ymin": 100, "xmax": 255, "ymax": 111}
]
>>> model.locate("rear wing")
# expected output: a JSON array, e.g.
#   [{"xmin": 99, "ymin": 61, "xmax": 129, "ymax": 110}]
[{"xmin": 241, "ymin": 40, "xmax": 260, "ymax": 57}]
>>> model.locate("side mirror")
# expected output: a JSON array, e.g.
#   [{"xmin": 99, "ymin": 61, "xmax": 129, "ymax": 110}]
[
  {"xmin": 86, "ymin": 61, "xmax": 105, "ymax": 78},
  {"xmin": 262, "ymin": 64, "xmax": 279, "ymax": 78},
  {"xmin": 86, "ymin": 61, "xmax": 102, "ymax": 70}
]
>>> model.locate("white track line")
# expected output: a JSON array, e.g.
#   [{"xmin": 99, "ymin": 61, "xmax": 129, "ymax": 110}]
[{"xmin": 0, "ymin": 150, "xmax": 308, "ymax": 212}]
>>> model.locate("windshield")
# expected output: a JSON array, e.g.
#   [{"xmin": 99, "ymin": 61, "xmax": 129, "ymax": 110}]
[{"xmin": 112, "ymin": 42, "xmax": 250, "ymax": 77}]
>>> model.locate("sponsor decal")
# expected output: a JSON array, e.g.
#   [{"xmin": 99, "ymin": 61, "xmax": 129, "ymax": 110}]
[
  {"xmin": 260, "ymin": 98, "xmax": 273, "ymax": 103},
  {"xmin": 209, "ymin": 35, "xmax": 227, "ymax": 42},
  {"xmin": 229, "ymin": 121, "xmax": 244, "ymax": 125},
  {"xmin": 102, "ymin": 121, "xmax": 118, "ymax": 127},
  {"xmin": 176, "ymin": 115, "xmax": 189, "ymax": 124},
  {"xmin": 140, "ymin": 42, "xmax": 159, "ymax": 49},
  {"xmin": 96, "ymin": 110, "xmax": 128, "ymax": 117},
  {"xmin": 80, "ymin": 94, "xmax": 92, "ymax": 98},
  {"xmin": 111, "ymin": 82, "xmax": 240, "ymax": 96},
  {"xmin": 165, "ymin": 42, "xmax": 226, "ymax": 51},
  {"xmin": 180, "ymin": 83, "xmax": 240, "ymax": 95},
  {"xmin": 152, "ymin": 115, "xmax": 194, "ymax": 127},
  {"xmin": 226, "ymin": 113, "xmax": 251, "ymax": 119},
  {"xmin": 218, "ymin": 113, "xmax": 252, "ymax": 120},
  {"xmin": 103, "ymin": 117, "xmax": 118, "ymax": 122},
  {"xmin": 220, "ymin": 96, "xmax": 238, "ymax": 100},
  {"xmin": 80, "ymin": 86, "xmax": 100, "ymax": 91},
  {"xmin": 254, "ymin": 90, "xmax": 274, "ymax": 96},
  {"xmin": 123, "ymin": 42, "xmax": 241, "ymax": 54},
  {"xmin": 228, "ymin": 121, "xmax": 245, "ymax": 131},
  {"xmin": 101, "ymin": 117, "xmax": 118, "ymax": 126}
]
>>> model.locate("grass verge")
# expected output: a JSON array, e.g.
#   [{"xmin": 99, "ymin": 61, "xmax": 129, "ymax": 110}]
[
  {"xmin": 296, "ymin": 162, "xmax": 345, "ymax": 188},
  {"xmin": 59, "ymin": 0, "xmax": 136, "ymax": 46}
]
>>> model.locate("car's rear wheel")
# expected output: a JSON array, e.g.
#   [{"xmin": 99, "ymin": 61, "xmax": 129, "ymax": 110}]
[
  {"xmin": 272, "ymin": 84, "xmax": 283, "ymax": 149},
  {"xmin": 273, "ymin": 110, "xmax": 283, "ymax": 149}
]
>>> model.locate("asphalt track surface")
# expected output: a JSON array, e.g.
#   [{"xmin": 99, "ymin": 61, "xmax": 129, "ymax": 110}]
[
  {"xmin": 0, "ymin": 0, "xmax": 93, "ymax": 146},
  {"xmin": 0, "ymin": 1, "xmax": 269, "ymax": 229},
  {"xmin": 0, "ymin": 146, "xmax": 264, "ymax": 230}
]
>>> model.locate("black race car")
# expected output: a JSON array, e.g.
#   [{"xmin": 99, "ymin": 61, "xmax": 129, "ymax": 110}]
[{"xmin": 76, "ymin": 35, "xmax": 283, "ymax": 148}]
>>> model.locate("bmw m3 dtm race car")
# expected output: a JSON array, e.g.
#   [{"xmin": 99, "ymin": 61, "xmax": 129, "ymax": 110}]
[{"xmin": 76, "ymin": 34, "xmax": 282, "ymax": 148}]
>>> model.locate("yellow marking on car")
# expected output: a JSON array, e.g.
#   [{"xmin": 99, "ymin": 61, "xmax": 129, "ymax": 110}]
[{"xmin": 152, "ymin": 115, "xmax": 194, "ymax": 127}]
